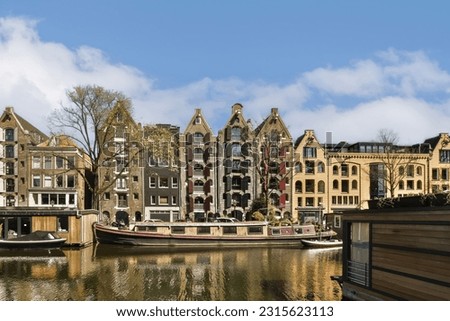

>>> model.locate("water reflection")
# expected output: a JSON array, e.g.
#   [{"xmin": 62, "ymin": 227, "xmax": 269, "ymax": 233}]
[{"xmin": 0, "ymin": 245, "xmax": 342, "ymax": 301}]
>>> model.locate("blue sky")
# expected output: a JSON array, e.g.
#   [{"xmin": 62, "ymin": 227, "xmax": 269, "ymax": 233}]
[{"xmin": 1, "ymin": 0, "xmax": 450, "ymax": 144}]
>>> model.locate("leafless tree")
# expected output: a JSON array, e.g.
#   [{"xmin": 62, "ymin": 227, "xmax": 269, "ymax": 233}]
[
  {"xmin": 374, "ymin": 128, "xmax": 418, "ymax": 198},
  {"xmin": 49, "ymin": 85, "xmax": 135, "ymax": 209}
]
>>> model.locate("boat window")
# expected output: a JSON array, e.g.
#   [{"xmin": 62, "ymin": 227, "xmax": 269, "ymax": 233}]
[
  {"xmin": 248, "ymin": 226, "xmax": 263, "ymax": 234},
  {"xmin": 271, "ymin": 228, "xmax": 281, "ymax": 235},
  {"xmin": 197, "ymin": 226, "xmax": 211, "ymax": 234},
  {"xmin": 136, "ymin": 226, "xmax": 157, "ymax": 232},
  {"xmin": 223, "ymin": 226, "xmax": 237, "ymax": 234},
  {"xmin": 171, "ymin": 226, "xmax": 185, "ymax": 234},
  {"xmin": 347, "ymin": 222, "xmax": 370, "ymax": 287}
]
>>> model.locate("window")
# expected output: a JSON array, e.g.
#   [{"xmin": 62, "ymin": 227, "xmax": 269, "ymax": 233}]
[
  {"xmin": 104, "ymin": 192, "xmax": 110, "ymax": 200},
  {"xmin": 295, "ymin": 181, "xmax": 302, "ymax": 193},
  {"xmin": 231, "ymin": 143, "xmax": 241, "ymax": 157},
  {"xmin": 5, "ymin": 162, "xmax": 14, "ymax": 175},
  {"xmin": 159, "ymin": 177, "xmax": 169, "ymax": 188},
  {"xmin": 432, "ymin": 168, "xmax": 439, "ymax": 180},
  {"xmin": 6, "ymin": 178, "xmax": 15, "ymax": 192},
  {"xmin": 116, "ymin": 178, "xmax": 127, "ymax": 189},
  {"xmin": 133, "ymin": 176, "xmax": 138, "ymax": 182},
  {"xmin": 407, "ymin": 165, "xmax": 414, "ymax": 177},
  {"xmin": 333, "ymin": 180, "xmax": 339, "ymax": 189},
  {"xmin": 5, "ymin": 128, "xmax": 15, "ymax": 141},
  {"xmin": 159, "ymin": 196, "xmax": 169, "ymax": 205},
  {"xmin": 150, "ymin": 195, "xmax": 156, "ymax": 205},
  {"xmin": 305, "ymin": 179, "xmax": 315, "ymax": 193},
  {"xmin": 67, "ymin": 175, "xmax": 75, "ymax": 188},
  {"xmin": 407, "ymin": 180, "xmax": 414, "ymax": 190},
  {"xmin": 5, "ymin": 145, "xmax": 14, "ymax": 158},
  {"xmin": 56, "ymin": 157, "xmax": 64, "ymax": 169},
  {"xmin": 67, "ymin": 156, "xmax": 75, "ymax": 169},
  {"xmin": 305, "ymin": 161, "xmax": 314, "ymax": 174},
  {"xmin": 440, "ymin": 150, "xmax": 450, "ymax": 163},
  {"xmin": 317, "ymin": 161, "xmax": 325, "ymax": 173},
  {"xmin": 303, "ymin": 147, "xmax": 317, "ymax": 158},
  {"xmin": 172, "ymin": 196, "xmax": 177, "ymax": 205},
  {"xmin": 44, "ymin": 156, "xmax": 52, "ymax": 169},
  {"xmin": 33, "ymin": 175, "xmax": 41, "ymax": 187},
  {"xmin": 341, "ymin": 180, "xmax": 349, "ymax": 193},
  {"xmin": 117, "ymin": 194, "xmax": 128, "ymax": 207},
  {"xmin": 333, "ymin": 165, "xmax": 338, "ymax": 175},
  {"xmin": 44, "ymin": 175, "xmax": 52, "ymax": 187},
  {"xmin": 305, "ymin": 197, "xmax": 314, "ymax": 206},
  {"xmin": 318, "ymin": 181, "xmax": 325, "ymax": 193},
  {"xmin": 69, "ymin": 194, "xmax": 75, "ymax": 205},
  {"xmin": 172, "ymin": 177, "xmax": 178, "ymax": 188},
  {"xmin": 341, "ymin": 164, "xmax": 348, "ymax": 177},
  {"xmin": 32, "ymin": 156, "xmax": 41, "ymax": 169},
  {"xmin": 149, "ymin": 177, "xmax": 156, "ymax": 188},
  {"xmin": 6, "ymin": 195, "xmax": 15, "ymax": 206},
  {"xmin": 133, "ymin": 193, "xmax": 139, "ymax": 200},
  {"xmin": 231, "ymin": 127, "xmax": 241, "ymax": 140},
  {"xmin": 294, "ymin": 162, "xmax": 302, "ymax": 173},
  {"xmin": 352, "ymin": 166, "xmax": 358, "ymax": 175},
  {"xmin": 197, "ymin": 226, "xmax": 211, "ymax": 234},
  {"xmin": 352, "ymin": 180, "xmax": 358, "ymax": 190},
  {"xmin": 442, "ymin": 169, "xmax": 448, "ymax": 181}
]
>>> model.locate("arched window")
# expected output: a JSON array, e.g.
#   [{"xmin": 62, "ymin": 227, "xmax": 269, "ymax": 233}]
[
  {"xmin": 417, "ymin": 180, "xmax": 423, "ymax": 190},
  {"xmin": 416, "ymin": 166, "xmax": 422, "ymax": 176},
  {"xmin": 333, "ymin": 180, "xmax": 339, "ymax": 189},
  {"xmin": 399, "ymin": 180, "xmax": 404, "ymax": 190},
  {"xmin": 333, "ymin": 165, "xmax": 339, "ymax": 175},
  {"xmin": 399, "ymin": 166, "xmax": 405, "ymax": 176},
  {"xmin": 318, "ymin": 180, "xmax": 325, "ymax": 193},
  {"xmin": 295, "ymin": 180, "xmax": 302, "ymax": 193},
  {"xmin": 352, "ymin": 180, "xmax": 358, "ymax": 189},
  {"xmin": 352, "ymin": 166, "xmax": 358, "ymax": 175},
  {"xmin": 295, "ymin": 162, "xmax": 302, "ymax": 173}
]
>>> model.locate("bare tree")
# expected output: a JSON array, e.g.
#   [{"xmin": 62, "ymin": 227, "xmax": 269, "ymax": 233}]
[
  {"xmin": 374, "ymin": 128, "xmax": 417, "ymax": 198},
  {"xmin": 49, "ymin": 85, "xmax": 135, "ymax": 209}
]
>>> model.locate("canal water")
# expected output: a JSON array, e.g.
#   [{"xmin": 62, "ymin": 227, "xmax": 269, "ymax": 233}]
[{"xmin": 0, "ymin": 245, "xmax": 342, "ymax": 301}]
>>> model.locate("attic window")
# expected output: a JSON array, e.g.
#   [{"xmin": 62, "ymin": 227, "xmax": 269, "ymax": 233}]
[{"xmin": 195, "ymin": 117, "xmax": 201, "ymax": 125}]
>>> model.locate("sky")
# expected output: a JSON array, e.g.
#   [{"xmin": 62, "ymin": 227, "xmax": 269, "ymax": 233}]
[{"xmin": 1, "ymin": 0, "xmax": 450, "ymax": 144}]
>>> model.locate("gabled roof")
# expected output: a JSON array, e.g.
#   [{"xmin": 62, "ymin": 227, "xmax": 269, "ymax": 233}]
[
  {"xmin": 183, "ymin": 108, "xmax": 214, "ymax": 136},
  {"xmin": 253, "ymin": 107, "xmax": 292, "ymax": 140},
  {"xmin": 1, "ymin": 107, "xmax": 48, "ymax": 144}
]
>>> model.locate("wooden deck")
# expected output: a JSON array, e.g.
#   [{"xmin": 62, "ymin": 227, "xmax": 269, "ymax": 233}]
[{"xmin": 341, "ymin": 206, "xmax": 450, "ymax": 300}]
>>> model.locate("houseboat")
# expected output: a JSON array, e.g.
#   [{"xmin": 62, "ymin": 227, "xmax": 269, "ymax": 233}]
[
  {"xmin": 0, "ymin": 208, "xmax": 98, "ymax": 247},
  {"xmin": 94, "ymin": 220, "xmax": 337, "ymax": 247},
  {"xmin": 338, "ymin": 203, "xmax": 450, "ymax": 300}
]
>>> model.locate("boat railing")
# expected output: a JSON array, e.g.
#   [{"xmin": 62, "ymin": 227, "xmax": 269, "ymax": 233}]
[{"xmin": 347, "ymin": 260, "xmax": 369, "ymax": 287}]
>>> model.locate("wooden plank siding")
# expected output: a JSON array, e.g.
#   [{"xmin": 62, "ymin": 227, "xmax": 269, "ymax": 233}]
[{"xmin": 342, "ymin": 207, "xmax": 450, "ymax": 300}]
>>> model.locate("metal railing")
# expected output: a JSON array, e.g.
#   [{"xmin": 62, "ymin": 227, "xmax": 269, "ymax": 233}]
[{"xmin": 347, "ymin": 260, "xmax": 369, "ymax": 287}]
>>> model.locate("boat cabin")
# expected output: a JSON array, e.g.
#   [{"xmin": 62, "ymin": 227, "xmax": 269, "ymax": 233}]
[
  {"xmin": 0, "ymin": 208, "xmax": 98, "ymax": 247},
  {"xmin": 133, "ymin": 221, "xmax": 317, "ymax": 238},
  {"xmin": 340, "ymin": 206, "xmax": 450, "ymax": 300}
]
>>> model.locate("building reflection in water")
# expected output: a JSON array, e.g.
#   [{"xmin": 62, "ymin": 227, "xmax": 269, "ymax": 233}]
[{"xmin": 0, "ymin": 245, "xmax": 342, "ymax": 301}]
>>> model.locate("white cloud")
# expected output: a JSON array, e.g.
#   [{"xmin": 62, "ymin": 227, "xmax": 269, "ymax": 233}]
[{"xmin": 0, "ymin": 16, "xmax": 450, "ymax": 145}]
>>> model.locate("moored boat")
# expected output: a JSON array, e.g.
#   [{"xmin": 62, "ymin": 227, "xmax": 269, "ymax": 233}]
[
  {"xmin": 93, "ymin": 220, "xmax": 337, "ymax": 247},
  {"xmin": 0, "ymin": 231, "xmax": 67, "ymax": 249},
  {"xmin": 300, "ymin": 238, "xmax": 343, "ymax": 248}
]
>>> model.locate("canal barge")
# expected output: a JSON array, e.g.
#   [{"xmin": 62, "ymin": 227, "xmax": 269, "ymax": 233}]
[
  {"xmin": 339, "ymin": 204, "xmax": 450, "ymax": 300},
  {"xmin": 94, "ymin": 220, "xmax": 337, "ymax": 247}
]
